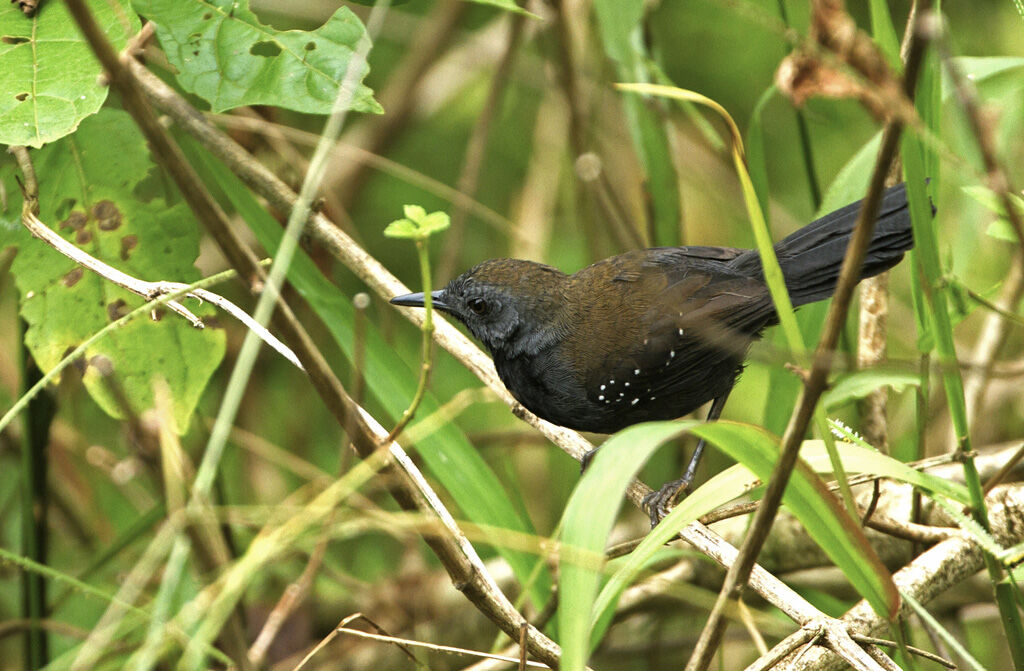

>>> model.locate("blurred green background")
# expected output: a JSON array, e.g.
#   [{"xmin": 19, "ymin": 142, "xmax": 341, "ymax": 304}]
[{"xmin": 1, "ymin": 0, "xmax": 1023, "ymax": 668}]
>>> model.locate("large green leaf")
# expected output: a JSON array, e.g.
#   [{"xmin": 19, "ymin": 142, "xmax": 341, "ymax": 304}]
[
  {"xmin": 133, "ymin": 0, "xmax": 381, "ymax": 114},
  {"xmin": 822, "ymin": 369, "xmax": 922, "ymax": 411},
  {"xmin": 590, "ymin": 450, "xmax": 756, "ymax": 646},
  {"xmin": 688, "ymin": 422, "xmax": 899, "ymax": 618},
  {"xmin": 0, "ymin": 0, "xmax": 139, "ymax": 147},
  {"xmin": 182, "ymin": 138, "xmax": 552, "ymax": 608},
  {"xmin": 3, "ymin": 110, "xmax": 224, "ymax": 431},
  {"xmin": 558, "ymin": 421, "xmax": 697, "ymax": 671}
]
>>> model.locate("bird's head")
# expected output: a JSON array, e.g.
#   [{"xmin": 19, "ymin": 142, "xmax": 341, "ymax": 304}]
[{"xmin": 390, "ymin": 259, "xmax": 569, "ymax": 357}]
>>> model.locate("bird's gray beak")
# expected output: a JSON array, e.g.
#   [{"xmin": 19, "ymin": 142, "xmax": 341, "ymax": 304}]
[{"xmin": 390, "ymin": 290, "xmax": 448, "ymax": 311}]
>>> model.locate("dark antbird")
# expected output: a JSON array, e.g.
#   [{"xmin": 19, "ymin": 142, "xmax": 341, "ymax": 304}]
[{"xmin": 392, "ymin": 184, "xmax": 914, "ymax": 524}]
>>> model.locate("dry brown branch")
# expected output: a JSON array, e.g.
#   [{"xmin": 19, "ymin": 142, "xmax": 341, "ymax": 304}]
[{"xmin": 857, "ymin": 273, "xmax": 891, "ymax": 451}]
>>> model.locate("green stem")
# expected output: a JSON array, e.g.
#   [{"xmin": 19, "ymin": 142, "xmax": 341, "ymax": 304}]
[
  {"xmin": 386, "ymin": 239, "xmax": 435, "ymax": 444},
  {"xmin": 774, "ymin": 0, "xmax": 821, "ymax": 211}
]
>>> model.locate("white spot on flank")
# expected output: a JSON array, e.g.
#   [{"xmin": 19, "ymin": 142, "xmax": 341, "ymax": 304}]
[
  {"xmin": 650, "ymin": 396, "xmax": 656, "ymax": 401},
  {"xmin": 598, "ymin": 395, "xmax": 604, "ymax": 401},
  {"xmin": 624, "ymin": 382, "xmax": 630, "ymax": 387},
  {"xmin": 600, "ymin": 384, "xmax": 605, "ymax": 391},
  {"xmin": 634, "ymin": 369, "xmax": 640, "ymax": 375},
  {"xmin": 678, "ymin": 328, "xmax": 684, "ymax": 336},
  {"xmin": 670, "ymin": 350, "xmax": 676, "ymax": 358},
  {"xmin": 631, "ymin": 398, "xmax": 639, "ymax": 405}
]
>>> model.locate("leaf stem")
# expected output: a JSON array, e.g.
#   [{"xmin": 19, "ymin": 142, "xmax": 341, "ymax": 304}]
[{"xmin": 386, "ymin": 239, "xmax": 436, "ymax": 444}]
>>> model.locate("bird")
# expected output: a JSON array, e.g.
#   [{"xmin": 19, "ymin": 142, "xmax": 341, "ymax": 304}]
[{"xmin": 391, "ymin": 183, "xmax": 914, "ymax": 525}]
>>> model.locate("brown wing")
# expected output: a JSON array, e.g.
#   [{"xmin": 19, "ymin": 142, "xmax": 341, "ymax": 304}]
[{"xmin": 565, "ymin": 248, "xmax": 774, "ymax": 425}]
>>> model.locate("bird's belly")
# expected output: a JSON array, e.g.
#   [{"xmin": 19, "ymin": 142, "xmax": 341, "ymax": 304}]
[
  {"xmin": 494, "ymin": 354, "xmax": 600, "ymax": 431},
  {"xmin": 494, "ymin": 352, "xmax": 740, "ymax": 435}
]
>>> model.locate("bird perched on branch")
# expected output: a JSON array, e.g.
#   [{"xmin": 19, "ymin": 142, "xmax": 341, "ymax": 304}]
[{"xmin": 392, "ymin": 184, "xmax": 913, "ymax": 524}]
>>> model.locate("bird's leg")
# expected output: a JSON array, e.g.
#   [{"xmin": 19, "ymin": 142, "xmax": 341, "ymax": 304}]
[
  {"xmin": 580, "ymin": 446, "xmax": 600, "ymax": 473},
  {"xmin": 642, "ymin": 391, "xmax": 732, "ymax": 527}
]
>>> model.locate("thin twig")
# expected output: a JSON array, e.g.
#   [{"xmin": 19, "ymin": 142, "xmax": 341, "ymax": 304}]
[
  {"xmin": 849, "ymin": 635, "xmax": 956, "ymax": 669},
  {"xmin": 11, "ymin": 160, "xmax": 302, "ymax": 368},
  {"xmin": 983, "ymin": 442, "xmax": 1024, "ymax": 495},
  {"xmin": 332, "ymin": 626, "xmax": 548, "ymax": 668}
]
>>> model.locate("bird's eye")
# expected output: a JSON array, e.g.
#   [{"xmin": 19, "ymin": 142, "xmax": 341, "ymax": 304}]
[{"xmin": 468, "ymin": 297, "xmax": 489, "ymax": 315}]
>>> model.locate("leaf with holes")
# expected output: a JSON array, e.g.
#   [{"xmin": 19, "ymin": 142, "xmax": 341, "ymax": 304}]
[
  {"xmin": 0, "ymin": 0, "xmax": 139, "ymax": 147},
  {"xmin": 133, "ymin": 0, "xmax": 381, "ymax": 114},
  {"xmin": 2, "ymin": 110, "xmax": 225, "ymax": 432}
]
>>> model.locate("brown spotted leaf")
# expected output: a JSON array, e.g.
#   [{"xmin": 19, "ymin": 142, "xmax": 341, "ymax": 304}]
[{"xmin": 4, "ymin": 109, "xmax": 225, "ymax": 432}]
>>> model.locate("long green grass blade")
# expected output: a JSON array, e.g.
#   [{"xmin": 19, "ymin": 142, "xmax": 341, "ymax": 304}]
[
  {"xmin": 558, "ymin": 421, "xmax": 698, "ymax": 671},
  {"xmin": 689, "ymin": 422, "xmax": 899, "ymax": 617}
]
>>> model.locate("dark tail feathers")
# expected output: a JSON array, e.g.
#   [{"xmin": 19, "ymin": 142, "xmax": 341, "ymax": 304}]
[{"xmin": 733, "ymin": 183, "xmax": 914, "ymax": 307}]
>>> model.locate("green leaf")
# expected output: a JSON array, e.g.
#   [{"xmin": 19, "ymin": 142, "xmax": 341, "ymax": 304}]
[
  {"xmin": 822, "ymin": 369, "xmax": 922, "ymax": 410},
  {"xmin": 132, "ymin": 0, "xmax": 381, "ymax": 114},
  {"xmin": 963, "ymin": 185, "xmax": 1024, "ymax": 242},
  {"xmin": 0, "ymin": 0, "xmax": 140, "ymax": 147},
  {"xmin": 690, "ymin": 422, "xmax": 899, "ymax": 618},
  {"xmin": 868, "ymin": 0, "xmax": 901, "ymax": 68},
  {"xmin": 807, "ymin": 430, "xmax": 971, "ymax": 504},
  {"xmin": 941, "ymin": 57, "xmax": 1024, "ymax": 100},
  {"xmin": 183, "ymin": 138, "xmax": 552, "ymax": 608},
  {"xmin": 403, "ymin": 204, "xmax": 427, "ymax": 222},
  {"xmin": 558, "ymin": 421, "xmax": 697, "ymax": 671},
  {"xmin": 819, "ymin": 132, "xmax": 882, "ymax": 217},
  {"xmin": 418, "ymin": 211, "xmax": 451, "ymax": 236},
  {"xmin": 385, "ymin": 206, "xmax": 450, "ymax": 239},
  {"xmin": 383, "ymin": 219, "xmax": 419, "ymax": 239},
  {"xmin": 590, "ymin": 454, "xmax": 758, "ymax": 645},
  {"xmin": 4, "ymin": 110, "xmax": 224, "ymax": 431},
  {"xmin": 986, "ymin": 219, "xmax": 1020, "ymax": 242},
  {"xmin": 455, "ymin": 0, "xmax": 537, "ymax": 17}
]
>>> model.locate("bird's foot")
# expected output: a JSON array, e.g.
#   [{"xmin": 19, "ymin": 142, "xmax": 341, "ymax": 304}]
[
  {"xmin": 642, "ymin": 478, "xmax": 689, "ymax": 528},
  {"xmin": 580, "ymin": 447, "xmax": 600, "ymax": 473}
]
